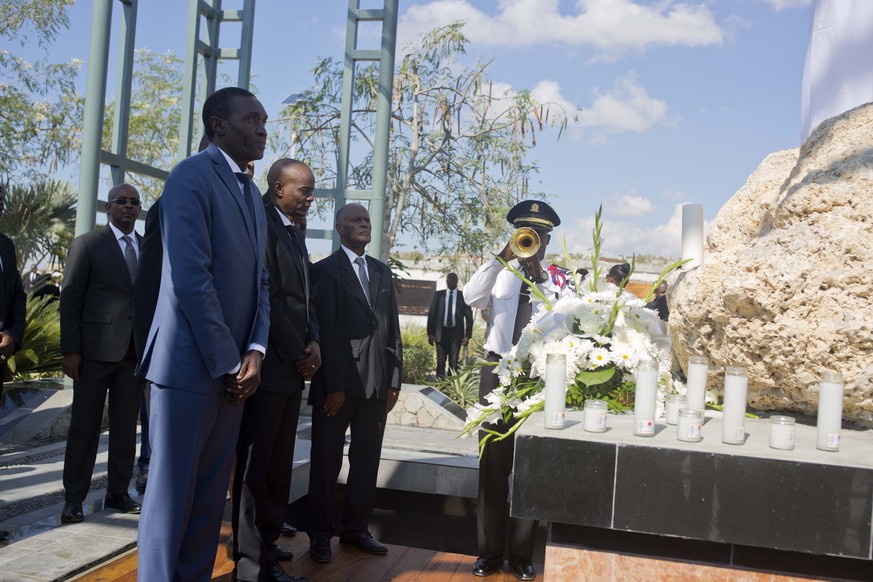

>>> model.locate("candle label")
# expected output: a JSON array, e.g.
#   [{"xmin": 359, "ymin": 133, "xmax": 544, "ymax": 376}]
[
  {"xmin": 788, "ymin": 431, "xmax": 795, "ymax": 447},
  {"xmin": 687, "ymin": 423, "xmax": 702, "ymax": 438},
  {"xmin": 637, "ymin": 420, "xmax": 654, "ymax": 434},
  {"xmin": 550, "ymin": 411, "xmax": 566, "ymax": 427},
  {"xmin": 596, "ymin": 413, "xmax": 607, "ymax": 428},
  {"xmin": 827, "ymin": 432, "xmax": 840, "ymax": 449},
  {"xmin": 736, "ymin": 426, "xmax": 745, "ymax": 442}
]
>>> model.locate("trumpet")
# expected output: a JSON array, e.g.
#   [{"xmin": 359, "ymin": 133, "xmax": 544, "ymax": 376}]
[
  {"xmin": 509, "ymin": 227, "xmax": 540, "ymax": 258},
  {"xmin": 509, "ymin": 227, "xmax": 545, "ymax": 281}
]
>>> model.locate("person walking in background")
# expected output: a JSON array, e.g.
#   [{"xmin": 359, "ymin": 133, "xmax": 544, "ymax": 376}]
[
  {"xmin": 427, "ymin": 272, "xmax": 473, "ymax": 378},
  {"xmin": 136, "ymin": 87, "xmax": 270, "ymax": 582},
  {"xmin": 231, "ymin": 158, "xmax": 319, "ymax": 582},
  {"xmin": 306, "ymin": 203, "xmax": 402, "ymax": 564},
  {"xmin": 59, "ymin": 183, "xmax": 144, "ymax": 524},
  {"xmin": 464, "ymin": 200, "xmax": 563, "ymax": 581}
]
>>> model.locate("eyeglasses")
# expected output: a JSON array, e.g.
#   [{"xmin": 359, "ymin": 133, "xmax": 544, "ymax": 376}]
[{"xmin": 110, "ymin": 198, "xmax": 142, "ymax": 207}]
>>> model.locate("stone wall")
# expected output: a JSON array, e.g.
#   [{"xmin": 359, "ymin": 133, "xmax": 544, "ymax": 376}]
[{"xmin": 670, "ymin": 102, "xmax": 873, "ymax": 425}]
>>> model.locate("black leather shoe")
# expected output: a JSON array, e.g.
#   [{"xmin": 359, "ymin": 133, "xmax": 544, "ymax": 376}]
[
  {"xmin": 508, "ymin": 557, "xmax": 536, "ymax": 581},
  {"xmin": 339, "ymin": 532, "xmax": 387, "ymax": 555},
  {"xmin": 472, "ymin": 556, "xmax": 501, "ymax": 577},
  {"xmin": 265, "ymin": 564, "xmax": 308, "ymax": 582},
  {"xmin": 281, "ymin": 523, "xmax": 298, "ymax": 536},
  {"xmin": 104, "ymin": 493, "xmax": 141, "ymax": 514},
  {"xmin": 60, "ymin": 502, "xmax": 84, "ymax": 523},
  {"xmin": 309, "ymin": 537, "xmax": 332, "ymax": 563},
  {"xmin": 271, "ymin": 543, "xmax": 293, "ymax": 561},
  {"xmin": 135, "ymin": 470, "xmax": 148, "ymax": 493}
]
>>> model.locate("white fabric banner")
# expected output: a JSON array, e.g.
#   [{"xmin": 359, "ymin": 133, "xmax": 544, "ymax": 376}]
[{"xmin": 800, "ymin": 0, "xmax": 873, "ymax": 142}]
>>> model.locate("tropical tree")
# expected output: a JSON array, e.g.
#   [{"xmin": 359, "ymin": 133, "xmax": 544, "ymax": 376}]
[
  {"xmin": 0, "ymin": 0, "xmax": 83, "ymax": 180},
  {"xmin": 0, "ymin": 179, "xmax": 77, "ymax": 269},
  {"xmin": 269, "ymin": 22, "xmax": 574, "ymax": 272},
  {"xmin": 101, "ymin": 49, "xmax": 184, "ymax": 204}
]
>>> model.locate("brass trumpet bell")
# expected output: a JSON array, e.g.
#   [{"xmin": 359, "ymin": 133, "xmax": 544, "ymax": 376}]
[{"xmin": 509, "ymin": 227, "xmax": 540, "ymax": 258}]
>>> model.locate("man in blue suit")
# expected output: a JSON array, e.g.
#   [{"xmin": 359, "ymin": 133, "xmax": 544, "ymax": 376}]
[{"xmin": 136, "ymin": 87, "xmax": 270, "ymax": 582}]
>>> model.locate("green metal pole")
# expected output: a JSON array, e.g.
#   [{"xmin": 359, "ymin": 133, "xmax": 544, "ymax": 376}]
[
  {"xmin": 110, "ymin": 0, "xmax": 138, "ymax": 187},
  {"xmin": 332, "ymin": 0, "xmax": 358, "ymax": 252},
  {"xmin": 368, "ymin": 0, "xmax": 398, "ymax": 260},
  {"xmin": 76, "ymin": 0, "xmax": 114, "ymax": 236}
]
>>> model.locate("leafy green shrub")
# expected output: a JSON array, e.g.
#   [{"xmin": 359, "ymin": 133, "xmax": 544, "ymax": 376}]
[
  {"xmin": 433, "ymin": 366, "xmax": 480, "ymax": 409},
  {"xmin": 401, "ymin": 322, "xmax": 434, "ymax": 385},
  {"xmin": 8, "ymin": 294, "xmax": 62, "ymax": 379}
]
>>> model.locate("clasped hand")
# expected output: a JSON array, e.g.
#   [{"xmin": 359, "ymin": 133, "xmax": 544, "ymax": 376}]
[{"xmin": 225, "ymin": 350, "xmax": 263, "ymax": 403}]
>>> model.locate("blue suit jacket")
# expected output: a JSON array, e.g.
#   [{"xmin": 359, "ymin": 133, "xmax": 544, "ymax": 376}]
[{"xmin": 139, "ymin": 143, "xmax": 270, "ymax": 392}]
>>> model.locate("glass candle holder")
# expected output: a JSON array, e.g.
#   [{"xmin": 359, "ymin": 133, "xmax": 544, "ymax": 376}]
[
  {"xmin": 721, "ymin": 366, "xmax": 748, "ymax": 445},
  {"xmin": 769, "ymin": 415, "xmax": 796, "ymax": 450},
  {"xmin": 677, "ymin": 408, "xmax": 703, "ymax": 442},
  {"xmin": 633, "ymin": 360, "xmax": 658, "ymax": 437},
  {"xmin": 583, "ymin": 399, "xmax": 608, "ymax": 433},
  {"xmin": 685, "ymin": 355, "xmax": 709, "ymax": 412},
  {"xmin": 816, "ymin": 371, "xmax": 844, "ymax": 451},
  {"xmin": 544, "ymin": 353, "xmax": 567, "ymax": 429},
  {"xmin": 665, "ymin": 394, "xmax": 687, "ymax": 425}
]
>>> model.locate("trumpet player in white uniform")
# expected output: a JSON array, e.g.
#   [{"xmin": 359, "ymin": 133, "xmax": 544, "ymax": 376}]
[{"xmin": 463, "ymin": 200, "xmax": 562, "ymax": 581}]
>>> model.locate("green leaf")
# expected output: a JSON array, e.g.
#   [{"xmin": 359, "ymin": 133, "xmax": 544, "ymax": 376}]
[{"xmin": 575, "ymin": 367, "xmax": 616, "ymax": 387}]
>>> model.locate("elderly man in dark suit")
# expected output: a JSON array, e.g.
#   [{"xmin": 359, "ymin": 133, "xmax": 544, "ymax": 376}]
[
  {"xmin": 231, "ymin": 158, "xmax": 318, "ymax": 582},
  {"xmin": 136, "ymin": 87, "xmax": 270, "ymax": 582},
  {"xmin": 59, "ymin": 183, "xmax": 144, "ymax": 524},
  {"xmin": 0, "ymin": 184, "xmax": 26, "ymax": 395},
  {"xmin": 306, "ymin": 203, "xmax": 402, "ymax": 563},
  {"xmin": 427, "ymin": 272, "xmax": 474, "ymax": 378}
]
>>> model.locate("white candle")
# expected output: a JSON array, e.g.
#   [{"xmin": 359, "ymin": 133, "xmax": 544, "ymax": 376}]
[
  {"xmin": 769, "ymin": 415, "xmax": 796, "ymax": 450},
  {"xmin": 665, "ymin": 394, "xmax": 687, "ymax": 425},
  {"xmin": 721, "ymin": 366, "xmax": 748, "ymax": 445},
  {"xmin": 633, "ymin": 360, "xmax": 659, "ymax": 437},
  {"xmin": 677, "ymin": 408, "xmax": 703, "ymax": 442},
  {"xmin": 681, "ymin": 203, "xmax": 704, "ymax": 269},
  {"xmin": 816, "ymin": 371, "xmax": 844, "ymax": 451},
  {"xmin": 686, "ymin": 355, "xmax": 709, "ymax": 412},
  {"xmin": 544, "ymin": 353, "xmax": 567, "ymax": 429},
  {"xmin": 583, "ymin": 399, "xmax": 608, "ymax": 433}
]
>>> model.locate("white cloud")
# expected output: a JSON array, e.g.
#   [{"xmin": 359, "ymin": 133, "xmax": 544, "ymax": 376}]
[
  {"xmin": 558, "ymin": 203, "xmax": 710, "ymax": 258},
  {"xmin": 399, "ymin": 0, "xmax": 725, "ymax": 58},
  {"xmin": 758, "ymin": 0, "xmax": 810, "ymax": 11},
  {"xmin": 488, "ymin": 73, "xmax": 669, "ymax": 138},
  {"xmin": 609, "ymin": 193, "xmax": 655, "ymax": 217}
]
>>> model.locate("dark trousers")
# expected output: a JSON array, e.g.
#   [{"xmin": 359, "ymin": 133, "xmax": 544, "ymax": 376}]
[
  {"xmin": 307, "ymin": 397, "xmax": 387, "ymax": 540},
  {"xmin": 435, "ymin": 328, "xmax": 462, "ymax": 378},
  {"xmin": 477, "ymin": 353, "xmax": 537, "ymax": 561},
  {"xmin": 232, "ymin": 389, "xmax": 302, "ymax": 581},
  {"xmin": 62, "ymin": 356, "xmax": 141, "ymax": 502}
]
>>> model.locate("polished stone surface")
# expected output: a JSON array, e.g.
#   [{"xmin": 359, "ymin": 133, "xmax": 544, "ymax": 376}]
[{"xmin": 512, "ymin": 411, "xmax": 873, "ymax": 559}]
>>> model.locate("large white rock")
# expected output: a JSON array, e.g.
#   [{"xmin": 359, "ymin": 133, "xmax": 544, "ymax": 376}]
[{"xmin": 670, "ymin": 102, "xmax": 873, "ymax": 425}]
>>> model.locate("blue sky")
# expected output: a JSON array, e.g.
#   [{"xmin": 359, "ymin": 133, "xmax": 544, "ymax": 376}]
[{"xmin": 8, "ymin": 0, "xmax": 812, "ymax": 258}]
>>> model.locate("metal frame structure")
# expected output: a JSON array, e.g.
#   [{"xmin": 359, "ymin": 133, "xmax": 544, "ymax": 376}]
[
  {"xmin": 75, "ymin": 0, "xmax": 256, "ymax": 236},
  {"xmin": 75, "ymin": 0, "xmax": 397, "ymax": 261}
]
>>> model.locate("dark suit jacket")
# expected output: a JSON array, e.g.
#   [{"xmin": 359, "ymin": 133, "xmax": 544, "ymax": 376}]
[
  {"xmin": 309, "ymin": 249, "xmax": 402, "ymax": 407},
  {"xmin": 261, "ymin": 202, "xmax": 318, "ymax": 393},
  {"xmin": 60, "ymin": 225, "xmax": 141, "ymax": 362},
  {"xmin": 0, "ymin": 233, "xmax": 26, "ymax": 360},
  {"xmin": 427, "ymin": 288, "xmax": 473, "ymax": 343},
  {"xmin": 134, "ymin": 200, "xmax": 162, "ymax": 362}
]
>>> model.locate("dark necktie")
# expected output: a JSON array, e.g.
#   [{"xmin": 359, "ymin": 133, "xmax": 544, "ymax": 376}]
[
  {"xmin": 512, "ymin": 284, "xmax": 532, "ymax": 345},
  {"xmin": 354, "ymin": 257, "xmax": 371, "ymax": 305},
  {"xmin": 285, "ymin": 224, "xmax": 310, "ymax": 318},
  {"xmin": 445, "ymin": 290, "xmax": 454, "ymax": 328},
  {"xmin": 121, "ymin": 235, "xmax": 138, "ymax": 284},
  {"xmin": 236, "ymin": 172, "xmax": 256, "ymax": 221}
]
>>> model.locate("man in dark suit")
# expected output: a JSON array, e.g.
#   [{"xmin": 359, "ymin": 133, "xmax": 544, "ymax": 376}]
[
  {"xmin": 0, "ymin": 184, "xmax": 26, "ymax": 395},
  {"xmin": 306, "ymin": 203, "xmax": 402, "ymax": 563},
  {"xmin": 59, "ymin": 183, "xmax": 144, "ymax": 524},
  {"xmin": 231, "ymin": 159, "xmax": 318, "ymax": 582},
  {"xmin": 427, "ymin": 272, "xmax": 473, "ymax": 378},
  {"xmin": 136, "ymin": 87, "xmax": 271, "ymax": 582}
]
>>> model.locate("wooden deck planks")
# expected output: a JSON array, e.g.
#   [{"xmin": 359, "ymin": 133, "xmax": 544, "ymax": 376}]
[{"xmin": 72, "ymin": 523, "xmax": 488, "ymax": 582}]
